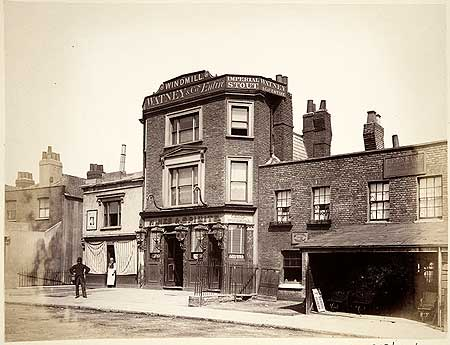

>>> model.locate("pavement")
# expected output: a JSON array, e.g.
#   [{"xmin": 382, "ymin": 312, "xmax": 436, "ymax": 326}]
[{"xmin": 4, "ymin": 286, "xmax": 447, "ymax": 339}]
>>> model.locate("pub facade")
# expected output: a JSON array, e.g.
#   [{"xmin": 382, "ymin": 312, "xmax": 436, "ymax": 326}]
[{"xmin": 139, "ymin": 70, "xmax": 293, "ymax": 289}]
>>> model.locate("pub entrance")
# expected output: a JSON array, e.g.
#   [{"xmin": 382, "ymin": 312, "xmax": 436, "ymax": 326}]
[
  {"xmin": 164, "ymin": 235, "xmax": 183, "ymax": 287},
  {"xmin": 205, "ymin": 235, "xmax": 223, "ymax": 290}
]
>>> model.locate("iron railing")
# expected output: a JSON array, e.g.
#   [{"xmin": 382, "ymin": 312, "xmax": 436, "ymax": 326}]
[
  {"xmin": 17, "ymin": 270, "xmax": 72, "ymax": 287},
  {"xmin": 193, "ymin": 262, "xmax": 261, "ymax": 303}
]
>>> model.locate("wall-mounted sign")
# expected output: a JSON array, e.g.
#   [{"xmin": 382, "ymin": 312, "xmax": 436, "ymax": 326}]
[
  {"xmin": 312, "ymin": 288, "xmax": 326, "ymax": 312},
  {"xmin": 157, "ymin": 71, "xmax": 213, "ymax": 93},
  {"xmin": 86, "ymin": 210, "xmax": 97, "ymax": 231},
  {"xmin": 143, "ymin": 74, "xmax": 287, "ymax": 110},
  {"xmin": 384, "ymin": 153, "xmax": 425, "ymax": 178},
  {"xmin": 149, "ymin": 214, "xmax": 223, "ymax": 227},
  {"xmin": 291, "ymin": 232, "xmax": 308, "ymax": 244}
]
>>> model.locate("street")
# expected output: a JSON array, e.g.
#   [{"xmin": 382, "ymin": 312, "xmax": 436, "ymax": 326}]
[{"xmin": 5, "ymin": 304, "xmax": 324, "ymax": 341}]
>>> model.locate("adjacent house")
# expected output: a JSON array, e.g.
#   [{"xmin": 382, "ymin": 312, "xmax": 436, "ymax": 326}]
[
  {"xmin": 81, "ymin": 151, "xmax": 143, "ymax": 288},
  {"xmin": 4, "ymin": 146, "xmax": 85, "ymax": 288},
  {"xmin": 258, "ymin": 103, "xmax": 448, "ymax": 327}
]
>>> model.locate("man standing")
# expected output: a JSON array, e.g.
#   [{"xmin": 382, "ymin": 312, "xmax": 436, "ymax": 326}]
[{"xmin": 69, "ymin": 257, "xmax": 90, "ymax": 298}]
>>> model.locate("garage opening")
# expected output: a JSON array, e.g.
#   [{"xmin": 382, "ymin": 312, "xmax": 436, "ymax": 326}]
[{"xmin": 309, "ymin": 252, "xmax": 438, "ymax": 322}]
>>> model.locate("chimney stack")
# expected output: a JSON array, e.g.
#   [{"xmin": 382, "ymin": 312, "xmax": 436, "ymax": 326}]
[
  {"xmin": 120, "ymin": 144, "xmax": 126, "ymax": 173},
  {"xmin": 392, "ymin": 134, "xmax": 399, "ymax": 148},
  {"xmin": 363, "ymin": 111, "xmax": 384, "ymax": 151},
  {"xmin": 15, "ymin": 171, "xmax": 35, "ymax": 188},
  {"xmin": 39, "ymin": 146, "xmax": 63, "ymax": 186},
  {"xmin": 302, "ymin": 100, "xmax": 332, "ymax": 158},
  {"xmin": 87, "ymin": 164, "xmax": 104, "ymax": 179}
]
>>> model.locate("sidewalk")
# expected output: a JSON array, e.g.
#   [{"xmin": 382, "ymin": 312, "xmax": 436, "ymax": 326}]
[{"xmin": 5, "ymin": 286, "xmax": 446, "ymax": 339}]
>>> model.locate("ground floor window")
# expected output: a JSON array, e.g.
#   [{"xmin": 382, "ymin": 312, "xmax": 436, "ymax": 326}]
[
  {"xmin": 228, "ymin": 224, "xmax": 245, "ymax": 259},
  {"xmin": 282, "ymin": 251, "xmax": 302, "ymax": 283}
]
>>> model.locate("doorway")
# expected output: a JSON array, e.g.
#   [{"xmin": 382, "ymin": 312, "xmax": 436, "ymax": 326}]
[
  {"xmin": 207, "ymin": 236, "xmax": 222, "ymax": 290},
  {"xmin": 164, "ymin": 236, "xmax": 183, "ymax": 287}
]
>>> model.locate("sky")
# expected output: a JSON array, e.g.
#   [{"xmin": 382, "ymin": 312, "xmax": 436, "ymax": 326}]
[{"xmin": 4, "ymin": 1, "xmax": 447, "ymax": 185}]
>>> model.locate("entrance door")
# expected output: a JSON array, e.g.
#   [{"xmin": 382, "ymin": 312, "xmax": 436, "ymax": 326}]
[
  {"xmin": 207, "ymin": 236, "xmax": 222, "ymax": 290},
  {"xmin": 164, "ymin": 236, "xmax": 183, "ymax": 287}
]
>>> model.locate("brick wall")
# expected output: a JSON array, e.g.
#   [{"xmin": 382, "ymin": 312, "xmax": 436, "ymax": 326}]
[{"xmin": 258, "ymin": 142, "xmax": 448, "ymax": 269}]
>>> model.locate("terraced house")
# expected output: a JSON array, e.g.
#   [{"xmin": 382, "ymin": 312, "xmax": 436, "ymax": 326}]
[{"xmin": 258, "ymin": 104, "xmax": 447, "ymax": 328}]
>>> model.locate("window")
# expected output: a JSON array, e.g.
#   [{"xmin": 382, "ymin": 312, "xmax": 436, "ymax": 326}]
[
  {"xmin": 103, "ymin": 201, "xmax": 121, "ymax": 227},
  {"xmin": 227, "ymin": 157, "xmax": 253, "ymax": 203},
  {"xmin": 313, "ymin": 187, "xmax": 330, "ymax": 221},
  {"xmin": 166, "ymin": 107, "xmax": 202, "ymax": 146},
  {"xmin": 170, "ymin": 166, "xmax": 198, "ymax": 206},
  {"xmin": 283, "ymin": 251, "xmax": 302, "ymax": 283},
  {"xmin": 369, "ymin": 182, "xmax": 390, "ymax": 221},
  {"xmin": 190, "ymin": 228, "xmax": 203, "ymax": 258},
  {"xmin": 6, "ymin": 201, "xmax": 16, "ymax": 221},
  {"xmin": 419, "ymin": 176, "xmax": 442, "ymax": 219},
  {"xmin": 162, "ymin": 152, "xmax": 205, "ymax": 208},
  {"xmin": 228, "ymin": 224, "xmax": 245, "ymax": 258},
  {"xmin": 227, "ymin": 101, "xmax": 254, "ymax": 137},
  {"xmin": 38, "ymin": 198, "xmax": 49, "ymax": 218},
  {"xmin": 148, "ymin": 232, "xmax": 161, "ymax": 254},
  {"xmin": 276, "ymin": 190, "xmax": 291, "ymax": 223}
]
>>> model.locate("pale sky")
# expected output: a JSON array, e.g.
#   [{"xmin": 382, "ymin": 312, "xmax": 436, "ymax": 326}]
[{"xmin": 4, "ymin": 1, "xmax": 447, "ymax": 185}]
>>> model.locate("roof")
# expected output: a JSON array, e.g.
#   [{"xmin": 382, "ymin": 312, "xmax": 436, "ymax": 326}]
[
  {"xmin": 81, "ymin": 171, "xmax": 143, "ymax": 189},
  {"xmin": 293, "ymin": 132, "xmax": 307, "ymax": 160},
  {"xmin": 295, "ymin": 221, "xmax": 448, "ymax": 249}
]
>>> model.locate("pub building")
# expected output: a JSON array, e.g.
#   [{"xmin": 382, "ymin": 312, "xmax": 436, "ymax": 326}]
[
  {"xmin": 258, "ymin": 104, "xmax": 448, "ymax": 328},
  {"xmin": 139, "ymin": 70, "xmax": 293, "ymax": 289}
]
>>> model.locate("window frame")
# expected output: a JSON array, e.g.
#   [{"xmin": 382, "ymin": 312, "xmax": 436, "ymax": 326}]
[
  {"xmin": 162, "ymin": 153, "xmax": 205, "ymax": 208},
  {"xmin": 6, "ymin": 201, "xmax": 17, "ymax": 221},
  {"xmin": 275, "ymin": 190, "xmax": 291, "ymax": 223},
  {"xmin": 38, "ymin": 197, "xmax": 50, "ymax": 219},
  {"xmin": 103, "ymin": 200, "xmax": 122, "ymax": 228},
  {"xmin": 228, "ymin": 224, "xmax": 246, "ymax": 259},
  {"xmin": 312, "ymin": 186, "xmax": 330, "ymax": 221},
  {"xmin": 226, "ymin": 156, "xmax": 253, "ymax": 204},
  {"xmin": 165, "ymin": 107, "xmax": 203, "ymax": 147},
  {"xmin": 418, "ymin": 175, "xmax": 443, "ymax": 219},
  {"xmin": 282, "ymin": 250, "xmax": 302, "ymax": 283},
  {"xmin": 227, "ymin": 100, "xmax": 254, "ymax": 138},
  {"xmin": 169, "ymin": 165, "xmax": 199, "ymax": 206},
  {"xmin": 368, "ymin": 181, "xmax": 390, "ymax": 221}
]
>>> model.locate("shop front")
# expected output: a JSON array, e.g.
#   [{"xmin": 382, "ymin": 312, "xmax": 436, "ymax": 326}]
[
  {"xmin": 299, "ymin": 223, "xmax": 448, "ymax": 329},
  {"xmin": 140, "ymin": 206, "xmax": 256, "ymax": 291}
]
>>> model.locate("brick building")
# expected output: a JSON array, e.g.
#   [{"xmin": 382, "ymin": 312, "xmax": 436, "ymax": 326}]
[
  {"xmin": 139, "ymin": 70, "xmax": 292, "ymax": 289},
  {"xmin": 80, "ymin": 150, "xmax": 143, "ymax": 288},
  {"xmin": 258, "ymin": 104, "xmax": 447, "ymax": 327},
  {"xmin": 4, "ymin": 146, "xmax": 85, "ymax": 288}
]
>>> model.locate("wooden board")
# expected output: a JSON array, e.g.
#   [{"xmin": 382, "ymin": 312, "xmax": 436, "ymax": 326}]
[{"xmin": 312, "ymin": 288, "xmax": 326, "ymax": 312}]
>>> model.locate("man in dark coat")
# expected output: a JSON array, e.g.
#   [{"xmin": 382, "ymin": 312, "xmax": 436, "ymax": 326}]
[{"xmin": 69, "ymin": 257, "xmax": 90, "ymax": 298}]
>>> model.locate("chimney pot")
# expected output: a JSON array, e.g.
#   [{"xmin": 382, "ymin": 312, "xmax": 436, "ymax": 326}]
[
  {"xmin": 367, "ymin": 110, "xmax": 377, "ymax": 124},
  {"xmin": 392, "ymin": 135, "xmax": 399, "ymax": 148},
  {"xmin": 319, "ymin": 100, "xmax": 327, "ymax": 110},
  {"xmin": 312, "ymin": 103, "xmax": 316, "ymax": 112},
  {"xmin": 281, "ymin": 76, "xmax": 288, "ymax": 85},
  {"xmin": 276, "ymin": 74, "xmax": 283, "ymax": 83},
  {"xmin": 306, "ymin": 100, "xmax": 314, "ymax": 113}
]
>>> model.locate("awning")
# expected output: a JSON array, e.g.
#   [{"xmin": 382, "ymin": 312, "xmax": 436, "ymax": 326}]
[{"xmin": 294, "ymin": 221, "xmax": 447, "ymax": 249}]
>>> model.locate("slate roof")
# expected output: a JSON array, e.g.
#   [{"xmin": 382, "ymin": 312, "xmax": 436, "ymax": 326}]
[{"xmin": 295, "ymin": 221, "xmax": 448, "ymax": 249}]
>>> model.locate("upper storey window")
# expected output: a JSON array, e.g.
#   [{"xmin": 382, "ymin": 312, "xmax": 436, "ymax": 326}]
[
  {"xmin": 369, "ymin": 182, "xmax": 390, "ymax": 221},
  {"xmin": 227, "ymin": 101, "xmax": 254, "ymax": 138},
  {"xmin": 165, "ymin": 107, "xmax": 202, "ymax": 146},
  {"xmin": 312, "ymin": 187, "xmax": 330, "ymax": 221},
  {"xmin": 418, "ymin": 176, "xmax": 443, "ymax": 219}
]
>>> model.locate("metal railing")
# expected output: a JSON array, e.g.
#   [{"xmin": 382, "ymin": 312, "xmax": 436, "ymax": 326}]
[
  {"xmin": 193, "ymin": 262, "xmax": 259, "ymax": 303},
  {"xmin": 17, "ymin": 270, "xmax": 72, "ymax": 287}
]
